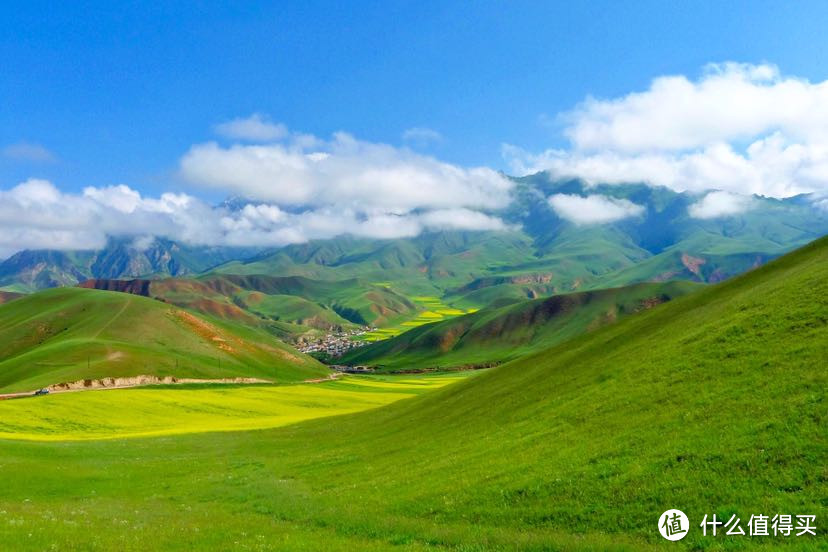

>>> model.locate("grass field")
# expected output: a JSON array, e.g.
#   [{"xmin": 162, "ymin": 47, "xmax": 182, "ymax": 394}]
[
  {"xmin": 0, "ymin": 237, "xmax": 824, "ymax": 550},
  {"xmin": 0, "ymin": 374, "xmax": 469, "ymax": 441}
]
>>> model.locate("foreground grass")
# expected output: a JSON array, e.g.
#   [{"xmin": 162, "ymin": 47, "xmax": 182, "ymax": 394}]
[
  {"xmin": 0, "ymin": 374, "xmax": 468, "ymax": 441},
  {"xmin": 0, "ymin": 237, "xmax": 826, "ymax": 550}
]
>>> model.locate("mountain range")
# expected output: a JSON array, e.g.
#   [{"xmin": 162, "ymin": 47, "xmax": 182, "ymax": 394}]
[
  {"xmin": 2, "ymin": 174, "xmax": 826, "ymax": 333},
  {"xmin": 0, "ymin": 237, "xmax": 261, "ymax": 292}
]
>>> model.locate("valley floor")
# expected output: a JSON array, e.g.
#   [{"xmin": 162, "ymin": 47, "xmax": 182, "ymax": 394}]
[{"xmin": 0, "ymin": 373, "xmax": 469, "ymax": 441}]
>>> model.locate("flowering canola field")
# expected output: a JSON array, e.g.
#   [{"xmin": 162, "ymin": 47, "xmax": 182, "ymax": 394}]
[{"xmin": 0, "ymin": 374, "xmax": 468, "ymax": 441}]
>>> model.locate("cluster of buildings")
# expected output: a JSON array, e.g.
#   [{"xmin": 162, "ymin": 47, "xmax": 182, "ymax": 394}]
[{"xmin": 295, "ymin": 327, "xmax": 376, "ymax": 357}]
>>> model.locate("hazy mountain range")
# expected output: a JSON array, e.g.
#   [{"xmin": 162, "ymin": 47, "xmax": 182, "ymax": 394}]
[{"xmin": 2, "ymin": 173, "xmax": 827, "ymax": 299}]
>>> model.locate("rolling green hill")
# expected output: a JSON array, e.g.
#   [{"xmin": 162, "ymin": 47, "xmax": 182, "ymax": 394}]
[
  {"xmin": 80, "ymin": 273, "xmax": 420, "ymax": 334},
  {"xmin": 0, "ymin": 236, "xmax": 824, "ymax": 549},
  {"xmin": 342, "ymin": 281, "xmax": 700, "ymax": 369},
  {"xmin": 0, "ymin": 287, "xmax": 327, "ymax": 392}
]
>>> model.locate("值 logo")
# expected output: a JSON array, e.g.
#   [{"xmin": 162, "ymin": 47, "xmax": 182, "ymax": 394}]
[{"xmin": 659, "ymin": 509, "xmax": 689, "ymax": 541}]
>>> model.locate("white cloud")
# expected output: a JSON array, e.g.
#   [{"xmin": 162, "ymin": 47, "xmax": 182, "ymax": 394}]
[
  {"xmin": 1, "ymin": 123, "xmax": 520, "ymax": 257},
  {"xmin": 214, "ymin": 113, "xmax": 288, "ymax": 141},
  {"xmin": 505, "ymin": 63, "xmax": 828, "ymax": 199},
  {"xmin": 131, "ymin": 235, "xmax": 156, "ymax": 251},
  {"xmin": 180, "ymin": 131, "xmax": 512, "ymax": 212},
  {"xmin": 402, "ymin": 127, "xmax": 444, "ymax": 147},
  {"xmin": 688, "ymin": 191, "xmax": 755, "ymax": 219},
  {"xmin": 562, "ymin": 62, "xmax": 828, "ymax": 152},
  {"xmin": 2, "ymin": 142, "xmax": 56, "ymax": 163},
  {"xmin": 0, "ymin": 180, "xmax": 224, "ymax": 257},
  {"xmin": 547, "ymin": 194, "xmax": 645, "ymax": 225},
  {"xmin": 418, "ymin": 208, "xmax": 507, "ymax": 231}
]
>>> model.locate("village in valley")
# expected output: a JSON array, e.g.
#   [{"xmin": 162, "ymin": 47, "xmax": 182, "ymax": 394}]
[{"xmin": 294, "ymin": 327, "xmax": 376, "ymax": 358}]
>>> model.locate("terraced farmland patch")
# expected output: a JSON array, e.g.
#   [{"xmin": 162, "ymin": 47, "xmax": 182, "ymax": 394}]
[{"xmin": 358, "ymin": 296, "xmax": 477, "ymax": 342}]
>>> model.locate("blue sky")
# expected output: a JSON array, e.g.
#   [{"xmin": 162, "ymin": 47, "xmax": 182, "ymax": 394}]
[
  {"xmin": 4, "ymin": 1, "xmax": 828, "ymax": 194},
  {"xmin": 3, "ymin": 1, "xmax": 828, "ymax": 256}
]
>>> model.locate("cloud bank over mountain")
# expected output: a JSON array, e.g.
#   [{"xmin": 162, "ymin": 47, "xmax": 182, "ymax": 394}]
[
  {"xmin": 505, "ymin": 63, "xmax": 828, "ymax": 199},
  {"xmin": 0, "ymin": 168, "xmax": 508, "ymax": 259},
  {"xmin": 547, "ymin": 194, "xmax": 644, "ymax": 225},
  {"xmin": 179, "ymin": 132, "xmax": 511, "ymax": 211},
  {"xmin": 688, "ymin": 191, "xmax": 756, "ymax": 219}
]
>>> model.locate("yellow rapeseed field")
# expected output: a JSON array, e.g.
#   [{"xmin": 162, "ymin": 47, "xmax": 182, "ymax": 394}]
[{"xmin": 0, "ymin": 374, "xmax": 467, "ymax": 441}]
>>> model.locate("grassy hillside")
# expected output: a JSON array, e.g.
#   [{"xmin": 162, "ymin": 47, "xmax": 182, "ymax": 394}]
[
  {"xmin": 0, "ymin": 287, "xmax": 327, "ymax": 392},
  {"xmin": 343, "ymin": 281, "xmax": 700, "ymax": 369},
  {"xmin": 82, "ymin": 274, "xmax": 420, "ymax": 332},
  {"xmin": 0, "ymin": 237, "xmax": 824, "ymax": 548}
]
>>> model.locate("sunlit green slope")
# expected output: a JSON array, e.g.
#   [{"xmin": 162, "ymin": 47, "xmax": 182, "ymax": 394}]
[{"xmin": 0, "ymin": 287, "xmax": 327, "ymax": 392}]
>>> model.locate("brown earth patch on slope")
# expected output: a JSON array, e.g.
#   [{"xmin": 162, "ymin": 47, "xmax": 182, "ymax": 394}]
[
  {"xmin": 186, "ymin": 298, "xmax": 258, "ymax": 323},
  {"xmin": 244, "ymin": 291, "xmax": 267, "ymax": 306},
  {"xmin": 0, "ymin": 291, "xmax": 24, "ymax": 304},
  {"xmin": 79, "ymin": 279, "xmax": 153, "ymax": 296},
  {"xmin": 171, "ymin": 309, "xmax": 238, "ymax": 353},
  {"xmin": 681, "ymin": 253, "xmax": 706, "ymax": 278}
]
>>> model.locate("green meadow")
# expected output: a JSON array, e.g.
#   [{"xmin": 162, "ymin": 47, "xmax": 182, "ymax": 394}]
[{"xmin": 0, "ymin": 237, "xmax": 824, "ymax": 550}]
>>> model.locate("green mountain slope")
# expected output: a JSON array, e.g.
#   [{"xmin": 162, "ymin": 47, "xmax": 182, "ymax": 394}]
[
  {"xmin": 1, "ymin": 237, "xmax": 824, "ymax": 549},
  {"xmin": 213, "ymin": 230, "xmax": 541, "ymax": 297},
  {"xmin": 0, "ymin": 287, "xmax": 327, "ymax": 392},
  {"xmin": 342, "ymin": 281, "xmax": 700, "ymax": 369}
]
